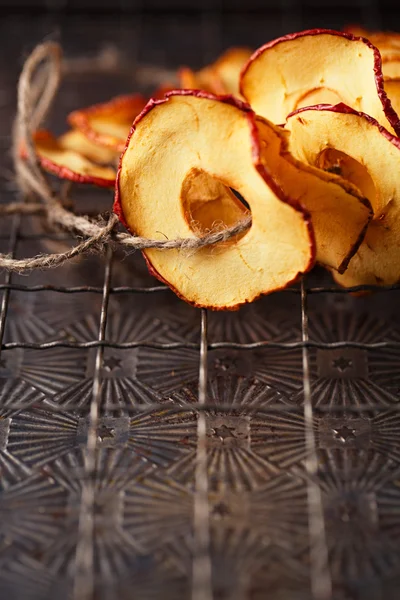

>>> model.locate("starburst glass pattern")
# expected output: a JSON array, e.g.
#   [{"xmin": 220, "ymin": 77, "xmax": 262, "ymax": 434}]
[
  {"xmin": 207, "ymin": 374, "xmax": 290, "ymax": 408},
  {"xmin": 238, "ymin": 548, "xmax": 312, "ymax": 600},
  {"xmin": 316, "ymin": 452, "xmax": 400, "ymax": 584},
  {"xmin": 249, "ymin": 348, "xmax": 305, "ymax": 397},
  {"xmin": 376, "ymin": 475, "xmax": 400, "ymax": 553},
  {"xmin": 251, "ymin": 408, "xmax": 400, "ymax": 481},
  {"xmin": 208, "ymin": 527, "xmax": 284, "ymax": 599},
  {"xmin": 138, "ymin": 346, "xmax": 305, "ymax": 399},
  {"xmin": 0, "ymin": 472, "xmax": 70, "ymax": 564},
  {"xmin": 0, "ymin": 555, "xmax": 70, "ymax": 600},
  {"xmin": 49, "ymin": 311, "xmax": 170, "ymax": 410},
  {"xmin": 127, "ymin": 408, "xmax": 197, "ymax": 468},
  {"xmin": 165, "ymin": 377, "xmax": 286, "ymax": 490},
  {"xmin": 369, "ymin": 411, "xmax": 400, "ymax": 464},
  {"xmin": 291, "ymin": 346, "xmax": 400, "ymax": 408},
  {"xmin": 3, "ymin": 291, "xmax": 55, "ymax": 344},
  {"xmin": 0, "ymin": 349, "xmax": 50, "ymax": 415},
  {"xmin": 366, "ymin": 349, "xmax": 400, "ymax": 398},
  {"xmin": 97, "ymin": 567, "xmax": 190, "ymax": 600},
  {"xmin": 317, "ymin": 411, "xmax": 400, "ymax": 469},
  {"xmin": 308, "ymin": 310, "xmax": 394, "ymax": 344},
  {"xmin": 0, "ymin": 449, "xmax": 32, "ymax": 491},
  {"xmin": 48, "ymin": 447, "xmax": 153, "ymax": 497},
  {"xmin": 246, "ymin": 473, "xmax": 309, "ymax": 551},
  {"xmin": 137, "ymin": 348, "xmax": 200, "ymax": 394},
  {"xmin": 167, "ymin": 442, "xmax": 279, "ymax": 492},
  {"xmin": 123, "ymin": 475, "xmax": 193, "ymax": 553},
  {"xmin": 250, "ymin": 411, "xmax": 318, "ymax": 470},
  {"xmin": 66, "ymin": 306, "xmax": 172, "ymax": 344},
  {"xmin": 51, "ymin": 375, "xmax": 161, "ymax": 412},
  {"xmin": 7, "ymin": 409, "xmax": 80, "ymax": 469},
  {"xmin": 208, "ymin": 293, "xmax": 302, "ymax": 343},
  {"xmin": 18, "ymin": 348, "xmax": 87, "ymax": 396},
  {"xmin": 33, "ymin": 291, "xmax": 103, "ymax": 339},
  {"xmin": 291, "ymin": 310, "xmax": 400, "ymax": 407},
  {"xmin": 97, "ymin": 561, "xmax": 190, "ymax": 600},
  {"xmin": 161, "ymin": 294, "xmax": 297, "ymax": 343},
  {"xmin": 0, "ymin": 376, "xmax": 46, "ymax": 416},
  {"xmin": 31, "ymin": 448, "xmax": 187, "ymax": 591}
]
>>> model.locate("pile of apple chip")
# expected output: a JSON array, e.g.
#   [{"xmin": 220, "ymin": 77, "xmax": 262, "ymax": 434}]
[{"xmin": 22, "ymin": 28, "xmax": 400, "ymax": 309}]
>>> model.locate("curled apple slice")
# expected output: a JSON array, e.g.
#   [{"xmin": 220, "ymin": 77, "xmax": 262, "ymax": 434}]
[
  {"xmin": 240, "ymin": 29, "xmax": 400, "ymax": 135},
  {"xmin": 208, "ymin": 47, "xmax": 253, "ymax": 95},
  {"xmin": 344, "ymin": 25, "xmax": 400, "ymax": 47},
  {"xmin": 286, "ymin": 104, "xmax": 400, "ymax": 286},
  {"xmin": 255, "ymin": 117, "xmax": 372, "ymax": 273},
  {"xmin": 21, "ymin": 130, "xmax": 116, "ymax": 187},
  {"xmin": 179, "ymin": 47, "xmax": 252, "ymax": 96},
  {"xmin": 58, "ymin": 130, "xmax": 119, "ymax": 163},
  {"xmin": 178, "ymin": 66, "xmax": 225, "ymax": 94},
  {"xmin": 115, "ymin": 91, "xmax": 314, "ymax": 309},
  {"xmin": 68, "ymin": 93, "xmax": 147, "ymax": 153},
  {"xmin": 344, "ymin": 26, "xmax": 400, "ymax": 78}
]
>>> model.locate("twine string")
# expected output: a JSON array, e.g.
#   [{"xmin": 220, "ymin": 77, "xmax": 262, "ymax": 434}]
[{"xmin": 0, "ymin": 41, "xmax": 251, "ymax": 273}]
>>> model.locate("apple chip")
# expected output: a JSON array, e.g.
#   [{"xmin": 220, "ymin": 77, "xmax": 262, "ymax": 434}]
[
  {"xmin": 344, "ymin": 26, "xmax": 400, "ymax": 78},
  {"xmin": 286, "ymin": 103, "xmax": 400, "ymax": 287},
  {"xmin": 115, "ymin": 91, "xmax": 314, "ymax": 309},
  {"xmin": 68, "ymin": 93, "xmax": 147, "ymax": 153},
  {"xmin": 58, "ymin": 130, "xmax": 119, "ymax": 163},
  {"xmin": 206, "ymin": 47, "xmax": 253, "ymax": 95},
  {"xmin": 22, "ymin": 130, "xmax": 116, "ymax": 187},
  {"xmin": 255, "ymin": 117, "xmax": 372, "ymax": 273},
  {"xmin": 240, "ymin": 29, "xmax": 400, "ymax": 135},
  {"xmin": 179, "ymin": 47, "xmax": 252, "ymax": 96},
  {"xmin": 344, "ymin": 25, "xmax": 400, "ymax": 47},
  {"xmin": 178, "ymin": 66, "xmax": 225, "ymax": 93}
]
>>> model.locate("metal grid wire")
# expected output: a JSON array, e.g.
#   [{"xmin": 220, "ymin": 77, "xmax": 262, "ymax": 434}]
[{"xmin": 1, "ymin": 1, "xmax": 400, "ymax": 599}]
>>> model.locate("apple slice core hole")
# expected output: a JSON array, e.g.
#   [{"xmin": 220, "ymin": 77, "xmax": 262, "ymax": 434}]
[
  {"xmin": 316, "ymin": 148, "xmax": 377, "ymax": 207},
  {"xmin": 181, "ymin": 167, "xmax": 250, "ymax": 241}
]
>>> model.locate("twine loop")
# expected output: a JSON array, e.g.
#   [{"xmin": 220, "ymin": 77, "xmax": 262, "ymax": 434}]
[{"xmin": 1, "ymin": 41, "xmax": 251, "ymax": 272}]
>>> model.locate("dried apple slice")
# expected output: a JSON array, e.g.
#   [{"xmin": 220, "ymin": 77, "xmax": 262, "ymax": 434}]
[
  {"xmin": 68, "ymin": 93, "xmax": 147, "ymax": 153},
  {"xmin": 207, "ymin": 47, "xmax": 253, "ymax": 95},
  {"xmin": 22, "ymin": 130, "xmax": 116, "ymax": 187},
  {"xmin": 179, "ymin": 47, "xmax": 252, "ymax": 96},
  {"xmin": 115, "ymin": 91, "xmax": 315, "ymax": 309},
  {"xmin": 344, "ymin": 25, "xmax": 400, "ymax": 47},
  {"xmin": 286, "ymin": 104, "xmax": 400, "ymax": 286},
  {"xmin": 240, "ymin": 29, "xmax": 400, "ymax": 135},
  {"xmin": 59, "ymin": 130, "xmax": 119, "ymax": 163},
  {"xmin": 344, "ymin": 26, "xmax": 400, "ymax": 79},
  {"xmin": 255, "ymin": 117, "xmax": 372, "ymax": 273},
  {"xmin": 178, "ymin": 66, "xmax": 225, "ymax": 93}
]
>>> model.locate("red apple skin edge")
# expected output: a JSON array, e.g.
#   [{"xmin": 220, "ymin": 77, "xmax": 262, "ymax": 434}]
[
  {"xmin": 69, "ymin": 94, "xmax": 147, "ymax": 153},
  {"xmin": 287, "ymin": 101, "xmax": 400, "ymax": 287},
  {"xmin": 41, "ymin": 159, "xmax": 116, "ymax": 188},
  {"xmin": 287, "ymin": 101, "xmax": 400, "ymax": 150},
  {"xmin": 239, "ymin": 28, "xmax": 400, "ymax": 137},
  {"xmin": 113, "ymin": 89, "xmax": 316, "ymax": 310},
  {"xmin": 19, "ymin": 145, "xmax": 115, "ymax": 189}
]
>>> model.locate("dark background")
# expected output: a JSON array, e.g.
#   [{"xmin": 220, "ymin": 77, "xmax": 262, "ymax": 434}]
[
  {"xmin": 0, "ymin": 0, "xmax": 396, "ymax": 78},
  {"xmin": 0, "ymin": 0, "xmax": 400, "ymax": 63}
]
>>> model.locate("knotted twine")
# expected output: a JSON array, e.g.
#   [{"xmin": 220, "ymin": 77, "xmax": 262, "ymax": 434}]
[{"xmin": 0, "ymin": 41, "xmax": 251, "ymax": 272}]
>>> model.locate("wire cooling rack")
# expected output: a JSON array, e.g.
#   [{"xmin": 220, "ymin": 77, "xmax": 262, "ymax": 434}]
[{"xmin": 1, "ymin": 2, "xmax": 400, "ymax": 600}]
